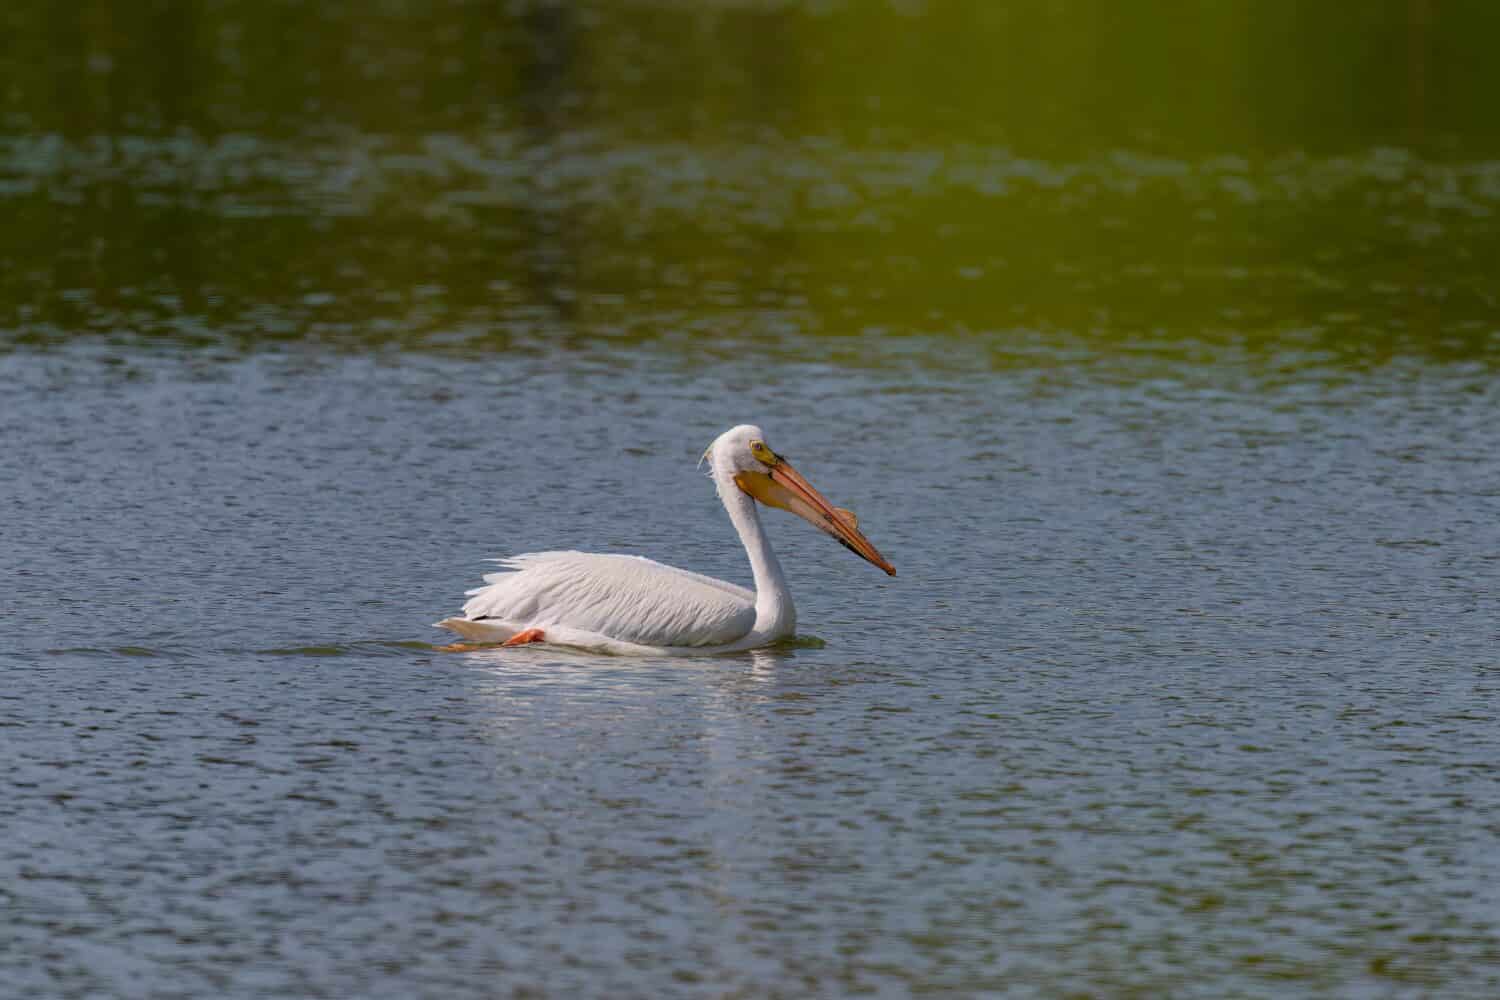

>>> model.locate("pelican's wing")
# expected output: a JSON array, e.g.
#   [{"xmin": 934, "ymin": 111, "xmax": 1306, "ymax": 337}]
[{"xmin": 458, "ymin": 551, "xmax": 756, "ymax": 647}]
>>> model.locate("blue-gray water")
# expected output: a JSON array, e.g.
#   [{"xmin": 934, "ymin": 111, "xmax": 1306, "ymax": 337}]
[{"xmin": 5, "ymin": 340, "xmax": 1498, "ymax": 997}]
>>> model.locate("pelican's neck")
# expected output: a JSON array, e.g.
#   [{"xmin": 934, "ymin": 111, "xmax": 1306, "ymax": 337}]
[{"xmin": 715, "ymin": 467, "xmax": 795, "ymax": 635}]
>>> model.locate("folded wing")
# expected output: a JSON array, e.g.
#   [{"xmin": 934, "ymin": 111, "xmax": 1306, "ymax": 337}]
[{"xmin": 459, "ymin": 551, "xmax": 757, "ymax": 648}]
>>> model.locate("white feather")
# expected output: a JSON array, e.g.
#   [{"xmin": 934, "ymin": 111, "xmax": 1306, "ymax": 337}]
[{"xmin": 456, "ymin": 551, "xmax": 756, "ymax": 648}]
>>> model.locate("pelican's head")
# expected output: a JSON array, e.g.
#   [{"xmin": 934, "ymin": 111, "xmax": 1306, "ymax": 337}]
[{"xmin": 703, "ymin": 424, "xmax": 896, "ymax": 576}]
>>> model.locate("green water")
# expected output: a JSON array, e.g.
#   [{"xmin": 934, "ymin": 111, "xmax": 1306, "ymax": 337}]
[{"xmin": 3, "ymin": 1, "xmax": 1498, "ymax": 361}]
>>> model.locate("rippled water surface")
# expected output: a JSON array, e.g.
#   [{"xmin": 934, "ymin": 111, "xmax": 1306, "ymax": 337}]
[
  {"xmin": 5, "ymin": 1, "xmax": 1500, "ymax": 997},
  {"xmin": 6, "ymin": 343, "xmax": 1499, "ymax": 997}
]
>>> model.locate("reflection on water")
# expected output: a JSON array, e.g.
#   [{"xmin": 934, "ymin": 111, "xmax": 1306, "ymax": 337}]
[
  {"xmin": 8, "ymin": 1, "xmax": 1500, "ymax": 150},
  {"xmin": 5, "ymin": 131, "xmax": 1497, "ymax": 363},
  {"xmin": 2, "ymin": 3, "xmax": 1498, "ymax": 362}
]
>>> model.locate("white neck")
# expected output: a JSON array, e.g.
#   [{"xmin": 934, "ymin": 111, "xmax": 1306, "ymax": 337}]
[{"xmin": 714, "ymin": 465, "xmax": 796, "ymax": 637}]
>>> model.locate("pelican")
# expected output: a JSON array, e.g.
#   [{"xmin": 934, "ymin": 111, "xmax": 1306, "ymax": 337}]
[{"xmin": 434, "ymin": 424, "xmax": 895, "ymax": 654}]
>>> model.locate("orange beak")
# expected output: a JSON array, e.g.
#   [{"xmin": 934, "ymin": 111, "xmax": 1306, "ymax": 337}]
[{"xmin": 734, "ymin": 459, "xmax": 896, "ymax": 576}]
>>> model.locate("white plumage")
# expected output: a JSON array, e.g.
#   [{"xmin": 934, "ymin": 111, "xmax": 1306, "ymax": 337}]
[
  {"xmin": 434, "ymin": 424, "xmax": 895, "ymax": 655},
  {"xmin": 454, "ymin": 552, "xmax": 755, "ymax": 648}
]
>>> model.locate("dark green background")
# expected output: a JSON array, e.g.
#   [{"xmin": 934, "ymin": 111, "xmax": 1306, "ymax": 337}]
[{"xmin": 3, "ymin": 1, "xmax": 1497, "ymax": 361}]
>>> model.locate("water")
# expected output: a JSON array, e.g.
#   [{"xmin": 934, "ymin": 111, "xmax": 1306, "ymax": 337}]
[
  {"xmin": 5, "ymin": 1, "xmax": 1500, "ymax": 996},
  {"xmin": 5, "ymin": 344, "xmax": 1498, "ymax": 997}
]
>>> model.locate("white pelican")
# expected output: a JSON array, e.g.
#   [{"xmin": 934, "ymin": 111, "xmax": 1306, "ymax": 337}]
[{"xmin": 434, "ymin": 424, "xmax": 895, "ymax": 654}]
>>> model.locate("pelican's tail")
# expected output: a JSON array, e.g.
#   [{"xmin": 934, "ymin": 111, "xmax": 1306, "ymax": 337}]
[{"xmin": 432, "ymin": 617, "xmax": 520, "ymax": 642}]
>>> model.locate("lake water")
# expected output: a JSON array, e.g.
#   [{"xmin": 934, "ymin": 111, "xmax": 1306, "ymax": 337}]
[
  {"xmin": 5, "ymin": 2, "xmax": 1500, "ymax": 997},
  {"xmin": 6, "ymin": 341, "xmax": 1499, "ymax": 997}
]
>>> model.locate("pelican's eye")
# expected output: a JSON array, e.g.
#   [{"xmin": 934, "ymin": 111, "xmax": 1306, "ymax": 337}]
[{"xmin": 749, "ymin": 440, "xmax": 778, "ymax": 466}]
